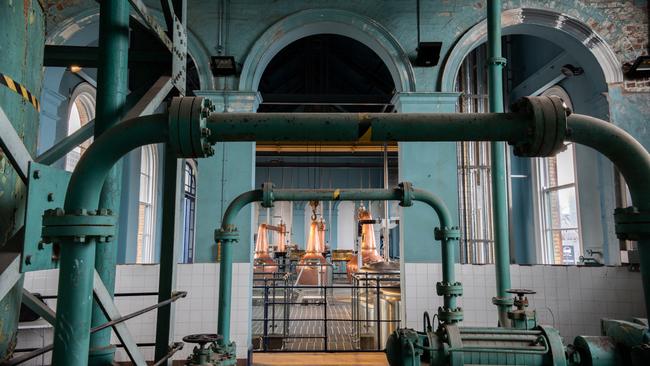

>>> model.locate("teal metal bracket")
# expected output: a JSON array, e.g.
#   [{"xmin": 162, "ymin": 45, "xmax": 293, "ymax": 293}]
[
  {"xmin": 21, "ymin": 162, "xmax": 71, "ymax": 272},
  {"xmin": 614, "ymin": 207, "xmax": 650, "ymax": 241}
]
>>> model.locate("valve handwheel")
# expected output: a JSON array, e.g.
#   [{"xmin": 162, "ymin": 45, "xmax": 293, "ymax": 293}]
[
  {"xmin": 182, "ymin": 333, "xmax": 222, "ymax": 348},
  {"xmin": 506, "ymin": 288, "xmax": 536, "ymax": 296}
]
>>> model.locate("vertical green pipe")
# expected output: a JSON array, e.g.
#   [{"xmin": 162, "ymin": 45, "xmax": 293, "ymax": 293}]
[
  {"xmin": 487, "ymin": 0, "xmax": 513, "ymax": 327},
  {"xmin": 88, "ymin": 1, "xmax": 130, "ymax": 364},
  {"xmin": 217, "ymin": 239, "xmax": 234, "ymax": 345}
]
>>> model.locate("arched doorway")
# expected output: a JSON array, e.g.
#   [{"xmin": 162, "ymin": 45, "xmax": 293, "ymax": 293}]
[{"xmin": 247, "ymin": 13, "xmax": 402, "ymax": 353}]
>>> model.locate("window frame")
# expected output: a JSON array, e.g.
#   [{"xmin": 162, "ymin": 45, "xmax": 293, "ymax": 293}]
[
  {"xmin": 532, "ymin": 86, "xmax": 583, "ymax": 265},
  {"xmin": 137, "ymin": 145, "xmax": 158, "ymax": 263}
]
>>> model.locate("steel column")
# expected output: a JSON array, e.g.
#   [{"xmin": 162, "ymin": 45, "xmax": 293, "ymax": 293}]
[
  {"xmin": 154, "ymin": 151, "xmax": 184, "ymax": 364},
  {"xmin": 487, "ymin": 0, "xmax": 513, "ymax": 327},
  {"xmin": 90, "ymin": 1, "xmax": 131, "ymax": 363}
]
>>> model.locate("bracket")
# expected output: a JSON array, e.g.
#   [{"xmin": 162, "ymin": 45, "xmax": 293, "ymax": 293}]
[
  {"xmin": 172, "ymin": 14, "xmax": 187, "ymax": 95},
  {"xmin": 21, "ymin": 162, "xmax": 71, "ymax": 272}
]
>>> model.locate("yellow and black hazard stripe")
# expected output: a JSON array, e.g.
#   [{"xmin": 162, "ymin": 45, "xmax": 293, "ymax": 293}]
[{"xmin": 0, "ymin": 73, "xmax": 40, "ymax": 112}]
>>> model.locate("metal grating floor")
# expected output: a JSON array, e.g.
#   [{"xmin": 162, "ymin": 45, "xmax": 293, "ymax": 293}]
[{"xmin": 252, "ymin": 288, "xmax": 367, "ymax": 351}]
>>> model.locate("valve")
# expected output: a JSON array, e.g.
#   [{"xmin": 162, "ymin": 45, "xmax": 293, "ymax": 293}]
[
  {"xmin": 183, "ymin": 333, "xmax": 221, "ymax": 366},
  {"xmin": 506, "ymin": 288, "xmax": 537, "ymax": 330}
]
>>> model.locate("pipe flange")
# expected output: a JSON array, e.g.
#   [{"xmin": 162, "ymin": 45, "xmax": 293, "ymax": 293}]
[
  {"xmin": 436, "ymin": 282, "xmax": 463, "ymax": 297},
  {"xmin": 211, "ymin": 341, "xmax": 237, "ymax": 365},
  {"xmin": 398, "ymin": 181, "xmax": 414, "ymax": 207},
  {"xmin": 214, "ymin": 227, "xmax": 239, "ymax": 243},
  {"xmin": 511, "ymin": 96, "xmax": 569, "ymax": 158},
  {"xmin": 434, "ymin": 226, "xmax": 460, "ymax": 241},
  {"xmin": 492, "ymin": 296, "xmax": 515, "ymax": 307},
  {"xmin": 42, "ymin": 208, "xmax": 116, "ymax": 244},
  {"xmin": 168, "ymin": 96, "xmax": 215, "ymax": 158},
  {"xmin": 488, "ymin": 56, "xmax": 507, "ymax": 67},
  {"xmin": 614, "ymin": 206, "xmax": 650, "ymax": 240},
  {"xmin": 438, "ymin": 306, "xmax": 463, "ymax": 323},
  {"xmin": 261, "ymin": 182, "xmax": 275, "ymax": 208}
]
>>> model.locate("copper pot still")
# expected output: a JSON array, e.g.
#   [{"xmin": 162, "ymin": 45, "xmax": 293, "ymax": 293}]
[
  {"xmin": 347, "ymin": 208, "xmax": 383, "ymax": 278},
  {"xmin": 254, "ymin": 225, "xmax": 277, "ymax": 274},
  {"xmin": 296, "ymin": 221, "xmax": 328, "ymax": 285}
]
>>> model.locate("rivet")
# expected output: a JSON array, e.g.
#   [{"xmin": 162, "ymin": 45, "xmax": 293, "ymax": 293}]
[{"xmin": 47, "ymin": 193, "xmax": 55, "ymax": 202}]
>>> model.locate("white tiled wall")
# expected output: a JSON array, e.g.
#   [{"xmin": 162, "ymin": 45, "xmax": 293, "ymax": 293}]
[
  {"xmin": 403, "ymin": 263, "xmax": 645, "ymax": 343},
  {"xmin": 20, "ymin": 262, "xmax": 253, "ymax": 363},
  {"xmin": 18, "ymin": 263, "xmax": 645, "ymax": 364}
]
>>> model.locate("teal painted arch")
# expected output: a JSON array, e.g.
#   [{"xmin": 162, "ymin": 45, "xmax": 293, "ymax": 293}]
[
  {"xmin": 439, "ymin": 8, "xmax": 623, "ymax": 93},
  {"xmin": 238, "ymin": 8, "xmax": 416, "ymax": 93}
]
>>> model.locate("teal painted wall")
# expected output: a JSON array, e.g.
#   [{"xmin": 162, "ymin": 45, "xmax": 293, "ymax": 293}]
[{"xmin": 396, "ymin": 93, "xmax": 460, "ymax": 263}]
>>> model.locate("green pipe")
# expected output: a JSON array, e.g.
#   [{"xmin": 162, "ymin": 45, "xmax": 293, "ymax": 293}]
[
  {"xmin": 217, "ymin": 190, "xmax": 261, "ymax": 345},
  {"xmin": 486, "ymin": 0, "xmax": 513, "ymax": 328},
  {"xmin": 52, "ymin": 114, "xmax": 168, "ymax": 366},
  {"xmin": 217, "ymin": 186, "xmax": 458, "ymax": 345},
  {"xmin": 567, "ymin": 114, "xmax": 650, "ymax": 317},
  {"xmin": 89, "ymin": 1, "xmax": 130, "ymax": 363},
  {"xmin": 206, "ymin": 112, "xmax": 531, "ymax": 143}
]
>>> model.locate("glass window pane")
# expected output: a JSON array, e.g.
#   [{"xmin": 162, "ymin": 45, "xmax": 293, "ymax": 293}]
[
  {"xmin": 545, "ymin": 187, "xmax": 578, "ymax": 230},
  {"xmin": 555, "ymin": 144, "xmax": 575, "ymax": 186}
]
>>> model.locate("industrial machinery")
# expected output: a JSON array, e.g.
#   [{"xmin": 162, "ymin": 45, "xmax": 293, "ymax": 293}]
[
  {"xmin": 385, "ymin": 289, "xmax": 567, "ymax": 366},
  {"xmin": 347, "ymin": 208, "xmax": 384, "ymax": 278},
  {"xmin": 183, "ymin": 334, "xmax": 236, "ymax": 366},
  {"xmin": 567, "ymin": 319, "xmax": 650, "ymax": 365}
]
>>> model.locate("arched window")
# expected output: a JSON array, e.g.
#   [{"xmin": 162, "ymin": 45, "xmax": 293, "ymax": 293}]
[
  {"xmin": 137, "ymin": 146, "xmax": 157, "ymax": 263},
  {"xmin": 65, "ymin": 83, "xmax": 95, "ymax": 171},
  {"xmin": 182, "ymin": 160, "xmax": 197, "ymax": 263}
]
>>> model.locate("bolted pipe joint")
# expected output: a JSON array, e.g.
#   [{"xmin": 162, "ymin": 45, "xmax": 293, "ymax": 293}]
[
  {"xmin": 168, "ymin": 96, "xmax": 216, "ymax": 158},
  {"xmin": 437, "ymin": 306, "xmax": 464, "ymax": 324},
  {"xmin": 510, "ymin": 96, "xmax": 570, "ymax": 158},
  {"xmin": 214, "ymin": 226, "xmax": 239, "ymax": 244},
  {"xmin": 261, "ymin": 182, "xmax": 275, "ymax": 208},
  {"xmin": 614, "ymin": 206, "xmax": 650, "ymax": 241},
  {"xmin": 434, "ymin": 226, "xmax": 460, "ymax": 241},
  {"xmin": 42, "ymin": 208, "xmax": 116, "ymax": 244},
  {"xmin": 398, "ymin": 182, "xmax": 414, "ymax": 207}
]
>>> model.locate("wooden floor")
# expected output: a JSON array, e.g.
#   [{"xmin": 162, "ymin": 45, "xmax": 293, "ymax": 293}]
[{"xmin": 252, "ymin": 352, "xmax": 389, "ymax": 366}]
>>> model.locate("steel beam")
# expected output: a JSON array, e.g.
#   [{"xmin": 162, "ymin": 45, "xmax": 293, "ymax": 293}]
[
  {"xmin": 21, "ymin": 289, "xmax": 56, "ymax": 325},
  {"xmin": 0, "ymin": 256, "xmax": 21, "ymax": 303},
  {"xmin": 129, "ymin": 0, "xmax": 173, "ymax": 51},
  {"xmin": 35, "ymin": 76, "xmax": 172, "ymax": 166},
  {"xmin": 154, "ymin": 151, "xmax": 184, "ymax": 364},
  {"xmin": 43, "ymin": 45, "xmax": 170, "ymax": 68},
  {"xmin": 487, "ymin": 0, "xmax": 514, "ymax": 327},
  {"xmin": 0, "ymin": 105, "xmax": 33, "ymax": 183},
  {"xmin": 35, "ymin": 120, "xmax": 95, "ymax": 165},
  {"xmin": 510, "ymin": 52, "xmax": 572, "ymax": 101},
  {"xmin": 93, "ymin": 271, "xmax": 147, "ymax": 366}
]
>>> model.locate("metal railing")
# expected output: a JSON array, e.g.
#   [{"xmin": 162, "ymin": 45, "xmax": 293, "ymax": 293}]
[{"xmin": 251, "ymin": 267, "xmax": 400, "ymax": 352}]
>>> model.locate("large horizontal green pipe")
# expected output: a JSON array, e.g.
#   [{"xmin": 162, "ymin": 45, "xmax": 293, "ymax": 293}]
[
  {"xmin": 217, "ymin": 185, "xmax": 458, "ymax": 345},
  {"xmin": 52, "ymin": 114, "xmax": 168, "ymax": 366},
  {"xmin": 206, "ymin": 112, "xmax": 530, "ymax": 143},
  {"xmin": 567, "ymin": 114, "xmax": 650, "ymax": 318}
]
